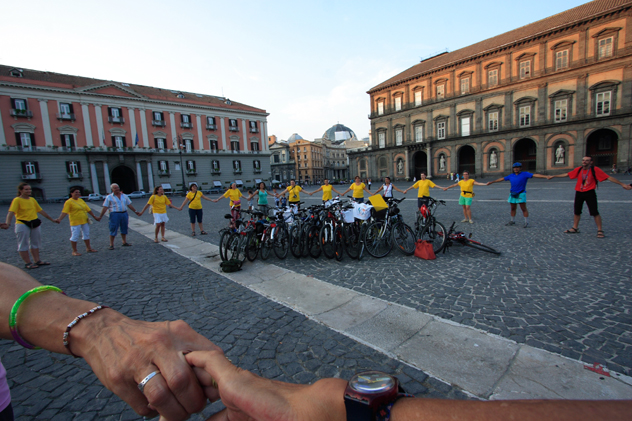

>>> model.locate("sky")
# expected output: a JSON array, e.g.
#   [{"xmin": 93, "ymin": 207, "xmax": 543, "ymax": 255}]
[{"xmin": 1, "ymin": 0, "xmax": 590, "ymax": 141}]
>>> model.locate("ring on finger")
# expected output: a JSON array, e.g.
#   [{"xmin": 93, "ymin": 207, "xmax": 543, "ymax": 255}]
[{"xmin": 138, "ymin": 370, "xmax": 161, "ymax": 393}]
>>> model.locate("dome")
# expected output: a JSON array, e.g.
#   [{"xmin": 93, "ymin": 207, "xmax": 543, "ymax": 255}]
[
  {"xmin": 322, "ymin": 124, "xmax": 357, "ymax": 145},
  {"xmin": 287, "ymin": 133, "xmax": 304, "ymax": 142}
]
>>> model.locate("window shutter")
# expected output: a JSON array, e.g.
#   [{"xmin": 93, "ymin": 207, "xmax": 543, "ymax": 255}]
[
  {"xmin": 111, "ymin": 136, "xmax": 116, "ymax": 146},
  {"xmin": 122, "ymin": 137, "xmax": 127, "ymax": 147},
  {"xmin": 66, "ymin": 161, "xmax": 70, "ymax": 173},
  {"xmin": 34, "ymin": 162, "xmax": 40, "ymax": 173},
  {"xmin": 77, "ymin": 161, "xmax": 82, "ymax": 172},
  {"xmin": 154, "ymin": 138, "xmax": 158, "ymax": 149},
  {"xmin": 21, "ymin": 161, "xmax": 27, "ymax": 173},
  {"xmin": 69, "ymin": 104, "xmax": 75, "ymax": 114},
  {"xmin": 108, "ymin": 107, "xmax": 112, "ymax": 117},
  {"xmin": 30, "ymin": 133, "xmax": 35, "ymax": 146},
  {"xmin": 70, "ymin": 135, "xmax": 75, "ymax": 148},
  {"xmin": 15, "ymin": 133, "xmax": 20, "ymax": 146},
  {"xmin": 11, "ymin": 98, "xmax": 16, "ymax": 109}
]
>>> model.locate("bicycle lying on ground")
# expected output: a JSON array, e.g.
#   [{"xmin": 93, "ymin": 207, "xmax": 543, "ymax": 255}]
[{"xmin": 442, "ymin": 222, "xmax": 501, "ymax": 255}]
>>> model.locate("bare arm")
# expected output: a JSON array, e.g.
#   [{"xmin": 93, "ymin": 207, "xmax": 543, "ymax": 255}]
[
  {"xmin": 473, "ymin": 181, "xmax": 487, "ymax": 186},
  {"xmin": 531, "ymin": 174, "xmax": 549, "ymax": 179},
  {"xmin": 550, "ymin": 172, "xmax": 569, "ymax": 178},
  {"xmin": 331, "ymin": 187, "xmax": 344, "ymax": 196},
  {"xmin": 486, "ymin": 177, "xmax": 506, "ymax": 185},
  {"xmin": 445, "ymin": 183, "xmax": 459, "ymax": 189},
  {"xmin": 37, "ymin": 209, "xmax": 59, "ymax": 223},
  {"xmin": 179, "ymin": 197, "xmax": 191, "ymax": 211},
  {"xmin": 200, "ymin": 194, "xmax": 214, "ymax": 202},
  {"xmin": 607, "ymin": 176, "xmax": 632, "ymax": 189},
  {"xmin": 363, "ymin": 186, "xmax": 372, "ymax": 195},
  {"xmin": 57, "ymin": 212, "xmax": 68, "ymax": 222},
  {"xmin": 374, "ymin": 185, "xmax": 384, "ymax": 194}
]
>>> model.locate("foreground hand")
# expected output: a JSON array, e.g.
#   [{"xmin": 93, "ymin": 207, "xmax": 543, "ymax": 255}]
[
  {"xmin": 624, "ymin": 184, "xmax": 632, "ymax": 190},
  {"xmin": 186, "ymin": 350, "xmax": 347, "ymax": 421},
  {"xmin": 547, "ymin": 176, "xmax": 554, "ymax": 180},
  {"xmin": 0, "ymin": 223, "xmax": 8, "ymax": 229},
  {"xmin": 75, "ymin": 315, "xmax": 220, "ymax": 421}
]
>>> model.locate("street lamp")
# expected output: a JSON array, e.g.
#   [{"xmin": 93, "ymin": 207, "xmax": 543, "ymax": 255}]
[{"xmin": 176, "ymin": 135, "xmax": 187, "ymax": 195}]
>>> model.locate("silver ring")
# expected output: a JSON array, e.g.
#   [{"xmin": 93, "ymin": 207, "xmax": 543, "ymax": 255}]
[{"xmin": 138, "ymin": 370, "xmax": 160, "ymax": 393}]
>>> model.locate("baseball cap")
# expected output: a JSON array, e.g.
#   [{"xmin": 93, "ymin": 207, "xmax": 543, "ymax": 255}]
[{"xmin": 513, "ymin": 162, "xmax": 522, "ymax": 168}]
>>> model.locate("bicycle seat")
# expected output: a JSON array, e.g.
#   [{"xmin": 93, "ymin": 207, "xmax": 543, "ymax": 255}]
[{"xmin": 224, "ymin": 214, "xmax": 233, "ymax": 219}]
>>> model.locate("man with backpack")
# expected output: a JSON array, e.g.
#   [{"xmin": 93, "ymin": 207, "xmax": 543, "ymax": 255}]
[{"xmin": 550, "ymin": 156, "xmax": 631, "ymax": 237}]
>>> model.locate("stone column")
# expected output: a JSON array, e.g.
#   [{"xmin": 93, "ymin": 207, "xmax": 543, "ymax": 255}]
[
  {"xmin": 426, "ymin": 146, "xmax": 433, "ymax": 178},
  {"xmin": 103, "ymin": 162, "xmax": 111, "ymax": 188},
  {"xmin": 196, "ymin": 115, "xmax": 204, "ymax": 150},
  {"xmin": 94, "ymin": 104, "xmax": 105, "ymax": 147},
  {"xmin": 220, "ymin": 117, "xmax": 227, "ymax": 151},
  {"xmin": 90, "ymin": 162, "xmax": 100, "ymax": 194},
  {"xmin": 139, "ymin": 108, "xmax": 149, "ymax": 148},
  {"xmin": 38, "ymin": 99, "xmax": 53, "ymax": 147},
  {"xmin": 128, "ymin": 107, "xmax": 138, "ymax": 148},
  {"xmin": 136, "ymin": 162, "xmax": 144, "ymax": 191},
  {"xmin": 169, "ymin": 112, "xmax": 177, "ymax": 148},
  {"xmin": 262, "ymin": 121, "xmax": 269, "ymax": 151},
  {"xmin": 81, "ymin": 103, "xmax": 94, "ymax": 147},
  {"xmin": 147, "ymin": 161, "xmax": 155, "ymax": 191}
]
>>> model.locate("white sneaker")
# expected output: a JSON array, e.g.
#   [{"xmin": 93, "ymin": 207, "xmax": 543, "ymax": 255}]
[
  {"xmin": 461, "ymin": 219, "xmax": 469, "ymax": 223},
  {"xmin": 469, "ymin": 219, "xmax": 474, "ymax": 224}
]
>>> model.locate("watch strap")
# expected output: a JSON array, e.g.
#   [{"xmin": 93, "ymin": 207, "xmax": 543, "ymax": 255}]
[{"xmin": 376, "ymin": 393, "xmax": 414, "ymax": 421}]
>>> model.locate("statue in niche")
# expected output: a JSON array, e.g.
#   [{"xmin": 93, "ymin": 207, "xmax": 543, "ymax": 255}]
[
  {"xmin": 490, "ymin": 150, "xmax": 498, "ymax": 169},
  {"xmin": 439, "ymin": 155, "xmax": 446, "ymax": 171},
  {"xmin": 397, "ymin": 159, "xmax": 404, "ymax": 174},
  {"xmin": 555, "ymin": 144, "xmax": 565, "ymax": 164}
]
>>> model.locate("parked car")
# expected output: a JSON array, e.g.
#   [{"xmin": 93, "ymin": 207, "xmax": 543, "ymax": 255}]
[
  {"xmin": 128, "ymin": 191, "xmax": 147, "ymax": 199},
  {"xmin": 87, "ymin": 193, "xmax": 104, "ymax": 202},
  {"xmin": 203, "ymin": 186, "xmax": 223, "ymax": 194}
]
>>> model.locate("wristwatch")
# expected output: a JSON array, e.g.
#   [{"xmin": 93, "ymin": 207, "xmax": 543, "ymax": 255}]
[{"xmin": 344, "ymin": 371, "xmax": 408, "ymax": 421}]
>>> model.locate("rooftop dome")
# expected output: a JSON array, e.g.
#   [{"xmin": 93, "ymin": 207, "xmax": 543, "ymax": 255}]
[
  {"xmin": 322, "ymin": 123, "xmax": 357, "ymax": 145},
  {"xmin": 287, "ymin": 133, "xmax": 304, "ymax": 142}
]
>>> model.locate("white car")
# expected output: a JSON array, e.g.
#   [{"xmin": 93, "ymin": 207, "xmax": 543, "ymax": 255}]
[
  {"xmin": 128, "ymin": 191, "xmax": 147, "ymax": 199},
  {"xmin": 87, "ymin": 193, "xmax": 104, "ymax": 202}
]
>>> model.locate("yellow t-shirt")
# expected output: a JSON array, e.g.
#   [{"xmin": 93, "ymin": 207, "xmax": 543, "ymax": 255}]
[
  {"xmin": 286, "ymin": 186, "xmax": 302, "ymax": 202},
  {"xmin": 351, "ymin": 183, "xmax": 366, "ymax": 198},
  {"xmin": 322, "ymin": 185, "xmax": 333, "ymax": 201},
  {"xmin": 148, "ymin": 195, "xmax": 171, "ymax": 214},
  {"xmin": 458, "ymin": 179, "xmax": 475, "ymax": 197},
  {"xmin": 62, "ymin": 198, "xmax": 90, "ymax": 226},
  {"xmin": 9, "ymin": 197, "xmax": 42, "ymax": 224},
  {"xmin": 412, "ymin": 180, "xmax": 436, "ymax": 197},
  {"xmin": 223, "ymin": 189, "xmax": 243, "ymax": 207},
  {"xmin": 186, "ymin": 191, "xmax": 203, "ymax": 210}
]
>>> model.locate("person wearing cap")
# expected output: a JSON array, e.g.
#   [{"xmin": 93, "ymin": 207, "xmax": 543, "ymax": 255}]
[{"xmin": 486, "ymin": 163, "xmax": 549, "ymax": 228}]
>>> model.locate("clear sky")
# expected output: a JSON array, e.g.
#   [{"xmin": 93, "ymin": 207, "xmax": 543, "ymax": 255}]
[{"xmin": 1, "ymin": 0, "xmax": 589, "ymax": 141}]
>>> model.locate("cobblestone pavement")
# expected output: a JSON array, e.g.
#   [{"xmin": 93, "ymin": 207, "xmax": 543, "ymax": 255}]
[
  {"xmin": 0, "ymin": 199, "xmax": 467, "ymax": 419},
  {"xmin": 158, "ymin": 177, "xmax": 632, "ymax": 376}
]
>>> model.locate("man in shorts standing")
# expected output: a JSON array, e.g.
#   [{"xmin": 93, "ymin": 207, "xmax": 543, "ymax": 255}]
[
  {"xmin": 550, "ymin": 156, "xmax": 631, "ymax": 237},
  {"xmin": 486, "ymin": 162, "xmax": 549, "ymax": 228},
  {"xmin": 98, "ymin": 183, "xmax": 141, "ymax": 249}
]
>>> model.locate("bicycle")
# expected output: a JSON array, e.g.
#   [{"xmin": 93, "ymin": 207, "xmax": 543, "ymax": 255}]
[
  {"xmin": 363, "ymin": 198, "xmax": 414, "ymax": 258},
  {"xmin": 319, "ymin": 198, "xmax": 345, "ymax": 261},
  {"xmin": 414, "ymin": 197, "xmax": 448, "ymax": 254},
  {"xmin": 442, "ymin": 222, "xmax": 501, "ymax": 255},
  {"xmin": 342, "ymin": 197, "xmax": 371, "ymax": 260}
]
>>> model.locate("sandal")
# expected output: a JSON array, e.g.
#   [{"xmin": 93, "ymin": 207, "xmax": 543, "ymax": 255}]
[
  {"xmin": 72, "ymin": 252, "xmax": 82, "ymax": 256},
  {"xmin": 200, "ymin": 231, "xmax": 208, "ymax": 235},
  {"xmin": 122, "ymin": 243, "xmax": 132, "ymax": 247},
  {"xmin": 191, "ymin": 232, "xmax": 196, "ymax": 236},
  {"xmin": 564, "ymin": 228, "xmax": 580, "ymax": 234},
  {"xmin": 36, "ymin": 261, "xmax": 50, "ymax": 266},
  {"xmin": 597, "ymin": 230, "xmax": 605, "ymax": 238},
  {"xmin": 87, "ymin": 249, "xmax": 98, "ymax": 253},
  {"xmin": 108, "ymin": 246, "xmax": 115, "ymax": 250},
  {"xmin": 161, "ymin": 238, "xmax": 168, "ymax": 242},
  {"xmin": 25, "ymin": 262, "xmax": 39, "ymax": 269}
]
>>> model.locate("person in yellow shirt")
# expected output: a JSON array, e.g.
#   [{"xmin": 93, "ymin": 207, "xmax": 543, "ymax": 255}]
[
  {"xmin": 403, "ymin": 172, "xmax": 447, "ymax": 208},
  {"xmin": 178, "ymin": 183, "xmax": 214, "ymax": 236},
  {"xmin": 341, "ymin": 176, "xmax": 372, "ymax": 203},
  {"xmin": 214, "ymin": 183, "xmax": 244, "ymax": 223},
  {"xmin": 139, "ymin": 186, "xmax": 179, "ymax": 242},
  {"xmin": 307, "ymin": 179, "xmax": 343, "ymax": 203},
  {"xmin": 56, "ymin": 187, "xmax": 101, "ymax": 256},
  {"xmin": 276, "ymin": 179, "xmax": 303, "ymax": 208},
  {"xmin": 1, "ymin": 182, "xmax": 58, "ymax": 269},
  {"xmin": 445, "ymin": 171, "xmax": 487, "ymax": 223}
]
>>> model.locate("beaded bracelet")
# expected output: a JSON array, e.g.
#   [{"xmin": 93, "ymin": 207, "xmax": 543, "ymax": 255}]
[
  {"xmin": 9, "ymin": 285, "xmax": 65, "ymax": 349},
  {"xmin": 377, "ymin": 393, "xmax": 415, "ymax": 421},
  {"xmin": 63, "ymin": 305, "xmax": 109, "ymax": 358}
]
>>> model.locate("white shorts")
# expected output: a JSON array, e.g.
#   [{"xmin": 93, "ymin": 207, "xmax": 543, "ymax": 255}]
[
  {"xmin": 70, "ymin": 224, "xmax": 90, "ymax": 242},
  {"xmin": 153, "ymin": 213, "xmax": 169, "ymax": 224},
  {"xmin": 15, "ymin": 224, "xmax": 42, "ymax": 252}
]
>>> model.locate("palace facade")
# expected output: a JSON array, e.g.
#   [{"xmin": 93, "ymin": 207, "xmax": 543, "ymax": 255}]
[
  {"xmin": 0, "ymin": 65, "xmax": 269, "ymax": 202},
  {"xmin": 350, "ymin": 0, "xmax": 632, "ymax": 180}
]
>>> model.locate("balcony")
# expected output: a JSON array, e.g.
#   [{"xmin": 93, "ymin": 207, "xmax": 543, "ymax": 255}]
[
  {"xmin": 108, "ymin": 116, "xmax": 125, "ymax": 124},
  {"xmin": 181, "ymin": 122, "xmax": 193, "ymax": 129},
  {"xmin": 17, "ymin": 145, "xmax": 34, "ymax": 152},
  {"xmin": 229, "ymin": 126, "xmax": 239, "ymax": 132},
  {"xmin": 206, "ymin": 124, "xmax": 217, "ymax": 130},
  {"xmin": 10, "ymin": 109, "xmax": 33, "ymax": 118},
  {"xmin": 158, "ymin": 170, "xmax": 171, "ymax": 177},
  {"xmin": 209, "ymin": 149, "xmax": 219, "ymax": 154},
  {"xmin": 67, "ymin": 172, "xmax": 83, "ymax": 179},
  {"xmin": 233, "ymin": 169, "xmax": 242, "ymax": 174},
  {"xmin": 253, "ymin": 169, "xmax": 262, "ymax": 174},
  {"xmin": 152, "ymin": 120, "xmax": 166, "ymax": 127},
  {"xmin": 57, "ymin": 113, "xmax": 76, "ymax": 121},
  {"xmin": 186, "ymin": 169, "xmax": 197, "ymax": 175},
  {"xmin": 21, "ymin": 173, "xmax": 42, "ymax": 181},
  {"xmin": 211, "ymin": 169, "xmax": 221, "ymax": 175},
  {"xmin": 250, "ymin": 127, "xmax": 259, "ymax": 133},
  {"xmin": 231, "ymin": 149, "xmax": 241, "ymax": 154}
]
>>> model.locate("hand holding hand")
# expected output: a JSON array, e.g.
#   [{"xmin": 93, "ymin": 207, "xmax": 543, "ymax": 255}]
[
  {"xmin": 624, "ymin": 184, "xmax": 632, "ymax": 190},
  {"xmin": 135, "ymin": 211, "xmax": 141, "ymax": 216},
  {"xmin": 0, "ymin": 223, "xmax": 8, "ymax": 230},
  {"xmin": 547, "ymin": 176, "xmax": 554, "ymax": 180}
]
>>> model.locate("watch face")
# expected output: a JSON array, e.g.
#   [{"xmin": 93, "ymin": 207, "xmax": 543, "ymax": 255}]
[{"xmin": 349, "ymin": 371, "xmax": 396, "ymax": 394}]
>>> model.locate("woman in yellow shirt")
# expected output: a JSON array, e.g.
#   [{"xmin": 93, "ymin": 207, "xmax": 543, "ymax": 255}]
[
  {"xmin": 214, "ymin": 183, "xmax": 244, "ymax": 222},
  {"xmin": 56, "ymin": 187, "xmax": 101, "ymax": 256},
  {"xmin": 1, "ymin": 182, "xmax": 58, "ymax": 269},
  {"xmin": 178, "ymin": 183, "xmax": 214, "ymax": 236},
  {"xmin": 341, "ymin": 176, "xmax": 372, "ymax": 203},
  {"xmin": 445, "ymin": 171, "xmax": 487, "ymax": 223},
  {"xmin": 139, "ymin": 186, "xmax": 179, "ymax": 242},
  {"xmin": 307, "ymin": 179, "xmax": 344, "ymax": 204},
  {"xmin": 276, "ymin": 180, "xmax": 303, "ymax": 208},
  {"xmin": 403, "ymin": 172, "xmax": 447, "ymax": 208}
]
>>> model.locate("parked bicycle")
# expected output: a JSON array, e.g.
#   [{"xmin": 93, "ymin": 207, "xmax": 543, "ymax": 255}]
[
  {"xmin": 363, "ymin": 198, "xmax": 415, "ymax": 258},
  {"xmin": 442, "ymin": 222, "xmax": 501, "ymax": 255},
  {"xmin": 414, "ymin": 197, "xmax": 447, "ymax": 254}
]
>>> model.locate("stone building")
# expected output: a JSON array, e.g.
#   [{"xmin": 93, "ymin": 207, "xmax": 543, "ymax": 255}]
[
  {"xmin": 350, "ymin": 0, "xmax": 632, "ymax": 180},
  {"xmin": 269, "ymin": 139, "xmax": 294, "ymax": 184},
  {"xmin": 0, "ymin": 65, "xmax": 269, "ymax": 202},
  {"xmin": 287, "ymin": 134, "xmax": 324, "ymax": 184}
]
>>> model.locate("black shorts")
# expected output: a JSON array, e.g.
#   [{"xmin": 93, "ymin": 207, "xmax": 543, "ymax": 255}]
[
  {"xmin": 188, "ymin": 208, "xmax": 203, "ymax": 223},
  {"xmin": 417, "ymin": 197, "xmax": 430, "ymax": 209},
  {"xmin": 574, "ymin": 190, "xmax": 599, "ymax": 216}
]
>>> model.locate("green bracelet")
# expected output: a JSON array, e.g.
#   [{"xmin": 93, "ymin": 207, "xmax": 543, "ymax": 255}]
[{"xmin": 9, "ymin": 285, "xmax": 64, "ymax": 349}]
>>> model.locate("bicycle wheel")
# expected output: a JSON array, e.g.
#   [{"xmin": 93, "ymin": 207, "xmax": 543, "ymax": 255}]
[
  {"xmin": 343, "ymin": 223, "xmax": 360, "ymax": 260},
  {"xmin": 219, "ymin": 230, "xmax": 232, "ymax": 261},
  {"xmin": 290, "ymin": 225, "xmax": 302, "ymax": 258},
  {"xmin": 392, "ymin": 222, "xmax": 416, "ymax": 255},
  {"xmin": 464, "ymin": 240, "xmax": 501, "ymax": 255},
  {"xmin": 273, "ymin": 226, "xmax": 290, "ymax": 259},
  {"xmin": 245, "ymin": 231, "xmax": 259, "ymax": 262},
  {"xmin": 307, "ymin": 225, "xmax": 322, "ymax": 258},
  {"xmin": 260, "ymin": 230, "xmax": 272, "ymax": 260},
  {"xmin": 319, "ymin": 222, "xmax": 336, "ymax": 259},
  {"xmin": 334, "ymin": 225, "xmax": 344, "ymax": 261},
  {"xmin": 419, "ymin": 220, "xmax": 447, "ymax": 254},
  {"xmin": 364, "ymin": 221, "xmax": 392, "ymax": 258},
  {"xmin": 228, "ymin": 233, "xmax": 246, "ymax": 263}
]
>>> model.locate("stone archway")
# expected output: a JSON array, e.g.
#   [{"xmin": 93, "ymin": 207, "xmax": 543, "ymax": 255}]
[
  {"xmin": 586, "ymin": 129, "xmax": 618, "ymax": 169},
  {"xmin": 513, "ymin": 138, "xmax": 537, "ymax": 171},
  {"xmin": 413, "ymin": 151, "xmax": 427, "ymax": 178},
  {"xmin": 458, "ymin": 145, "xmax": 475, "ymax": 175},
  {"xmin": 111, "ymin": 165, "xmax": 137, "ymax": 194}
]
